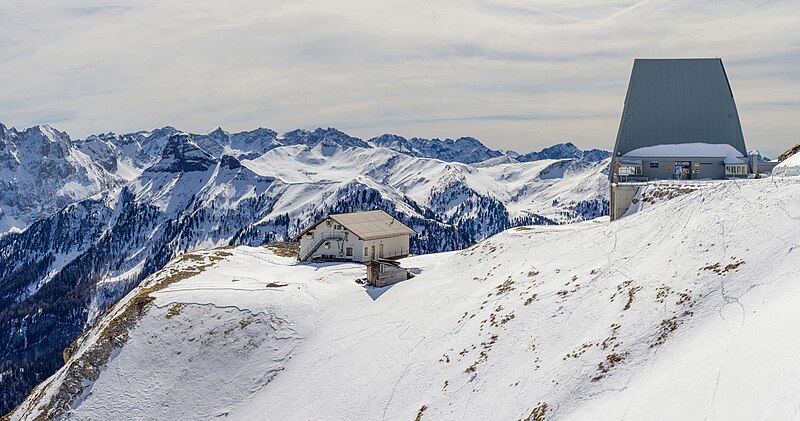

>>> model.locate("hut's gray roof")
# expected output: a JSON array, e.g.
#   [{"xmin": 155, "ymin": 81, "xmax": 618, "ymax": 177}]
[
  {"xmin": 295, "ymin": 210, "xmax": 415, "ymax": 241},
  {"xmin": 612, "ymin": 58, "xmax": 747, "ymax": 159}
]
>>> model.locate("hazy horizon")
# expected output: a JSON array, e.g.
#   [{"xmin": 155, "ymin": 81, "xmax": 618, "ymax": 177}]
[{"xmin": 1, "ymin": 0, "xmax": 797, "ymax": 158}]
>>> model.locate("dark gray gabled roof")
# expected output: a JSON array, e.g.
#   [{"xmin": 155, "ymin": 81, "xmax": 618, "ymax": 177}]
[{"xmin": 612, "ymin": 58, "xmax": 747, "ymax": 160}]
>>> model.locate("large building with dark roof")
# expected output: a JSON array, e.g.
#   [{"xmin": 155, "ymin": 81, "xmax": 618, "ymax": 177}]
[{"xmin": 610, "ymin": 58, "xmax": 750, "ymax": 182}]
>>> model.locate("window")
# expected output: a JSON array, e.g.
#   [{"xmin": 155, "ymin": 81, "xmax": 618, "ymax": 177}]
[
  {"xmin": 364, "ymin": 247, "xmax": 369, "ymax": 258},
  {"xmin": 334, "ymin": 224, "xmax": 342, "ymax": 230},
  {"xmin": 618, "ymin": 165, "xmax": 641, "ymax": 176},
  {"xmin": 725, "ymin": 165, "xmax": 747, "ymax": 176},
  {"xmin": 346, "ymin": 247, "xmax": 353, "ymax": 256}
]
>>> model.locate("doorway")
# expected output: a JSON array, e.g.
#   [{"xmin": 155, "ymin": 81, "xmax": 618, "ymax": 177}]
[{"xmin": 675, "ymin": 161, "xmax": 691, "ymax": 180}]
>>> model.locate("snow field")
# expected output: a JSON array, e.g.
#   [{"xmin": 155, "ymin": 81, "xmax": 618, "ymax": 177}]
[{"xmin": 12, "ymin": 178, "xmax": 800, "ymax": 420}]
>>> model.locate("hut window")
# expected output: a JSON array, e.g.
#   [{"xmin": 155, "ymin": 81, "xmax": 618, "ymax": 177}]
[
  {"xmin": 346, "ymin": 247, "xmax": 353, "ymax": 256},
  {"xmin": 618, "ymin": 165, "xmax": 641, "ymax": 176},
  {"xmin": 725, "ymin": 165, "xmax": 747, "ymax": 175}
]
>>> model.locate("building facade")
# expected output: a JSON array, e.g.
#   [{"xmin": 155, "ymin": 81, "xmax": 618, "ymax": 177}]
[
  {"xmin": 295, "ymin": 210, "xmax": 415, "ymax": 262},
  {"xmin": 610, "ymin": 58, "xmax": 750, "ymax": 182}
]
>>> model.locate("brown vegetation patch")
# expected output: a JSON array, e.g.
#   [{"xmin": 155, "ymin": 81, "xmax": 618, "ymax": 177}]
[
  {"xmin": 465, "ymin": 335, "xmax": 498, "ymax": 373},
  {"xmin": 522, "ymin": 402, "xmax": 548, "ymax": 421},
  {"xmin": 610, "ymin": 280, "xmax": 632, "ymax": 302},
  {"xmin": 593, "ymin": 352, "xmax": 626, "ymax": 381},
  {"xmin": 524, "ymin": 294, "xmax": 538, "ymax": 306},
  {"xmin": 702, "ymin": 259, "xmax": 745, "ymax": 275},
  {"xmin": 600, "ymin": 323, "xmax": 622, "ymax": 350},
  {"xmin": 495, "ymin": 278, "xmax": 516, "ymax": 295},
  {"xmin": 652, "ymin": 317, "xmax": 680, "ymax": 347},
  {"xmin": 165, "ymin": 303, "xmax": 186, "ymax": 319},
  {"xmin": 623, "ymin": 286, "xmax": 642, "ymax": 311},
  {"xmin": 655, "ymin": 286, "xmax": 670, "ymax": 303},
  {"xmin": 264, "ymin": 242, "xmax": 299, "ymax": 257},
  {"xmin": 415, "ymin": 404, "xmax": 428, "ymax": 421},
  {"xmin": 563, "ymin": 342, "xmax": 594, "ymax": 360}
]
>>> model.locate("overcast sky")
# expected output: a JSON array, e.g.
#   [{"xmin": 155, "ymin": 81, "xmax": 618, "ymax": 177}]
[{"xmin": 1, "ymin": 0, "xmax": 798, "ymax": 156}]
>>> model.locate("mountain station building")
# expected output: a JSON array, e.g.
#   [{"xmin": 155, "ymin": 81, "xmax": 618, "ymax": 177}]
[
  {"xmin": 610, "ymin": 58, "xmax": 751, "ymax": 183},
  {"xmin": 609, "ymin": 58, "xmax": 754, "ymax": 219},
  {"xmin": 295, "ymin": 210, "xmax": 415, "ymax": 262}
]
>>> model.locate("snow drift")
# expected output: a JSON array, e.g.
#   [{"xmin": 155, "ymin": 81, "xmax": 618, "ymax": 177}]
[{"xmin": 774, "ymin": 153, "xmax": 800, "ymax": 177}]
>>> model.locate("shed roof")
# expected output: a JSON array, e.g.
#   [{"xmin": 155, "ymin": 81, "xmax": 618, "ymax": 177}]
[
  {"xmin": 294, "ymin": 210, "xmax": 415, "ymax": 241},
  {"xmin": 612, "ymin": 58, "xmax": 748, "ymax": 163}
]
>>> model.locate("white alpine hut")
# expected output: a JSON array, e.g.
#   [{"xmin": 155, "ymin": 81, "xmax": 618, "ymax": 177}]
[{"xmin": 294, "ymin": 210, "xmax": 415, "ymax": 262}]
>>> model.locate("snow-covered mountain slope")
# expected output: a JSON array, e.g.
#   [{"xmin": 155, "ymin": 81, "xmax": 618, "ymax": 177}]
[
  {"xmin": 10, "ymin": 178, "xmax": 800, "ymax": 420},
  {"xmin": 0, "ymin": 124, "xmax": 120, "ymax": 233},
  {"xmin": 0, "ymin": 123, "xmax": 610, "ymax": 415},
  {"xmin": 243, "ymin": 142, "xmax": 608, "ymax": 227}
]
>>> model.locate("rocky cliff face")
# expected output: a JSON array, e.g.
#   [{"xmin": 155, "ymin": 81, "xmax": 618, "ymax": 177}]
[{"xmin": 0, "ymin": 125, "xmax": 119, "ymax": 233}]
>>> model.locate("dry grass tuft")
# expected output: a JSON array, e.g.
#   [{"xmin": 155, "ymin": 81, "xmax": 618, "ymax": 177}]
[
  {"xmin": 522, "ymin": 402, "xmax": 548, "ymax": 421},
  {"xmin": 415, "ymin": 404, "xmax": 428, "ymax": 421},
  {"xmin": 264, "ymin": 242, "xmax": 299, "ymax": 257}
]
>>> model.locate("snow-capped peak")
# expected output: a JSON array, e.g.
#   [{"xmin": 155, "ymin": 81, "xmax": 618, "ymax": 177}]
[{"xmin": 147, "ymin": 133, "xmax": 214, "ymax": 173}]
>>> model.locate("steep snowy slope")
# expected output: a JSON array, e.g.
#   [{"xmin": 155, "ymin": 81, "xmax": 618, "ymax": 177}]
[{"xmin": 10, "ymin": 178, "xmax": 800, "ymax": 420}]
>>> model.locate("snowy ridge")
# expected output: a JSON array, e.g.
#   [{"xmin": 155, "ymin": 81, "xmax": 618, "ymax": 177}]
[{"xmin": 9, "ymin": 177, "xmax": 800, "ymax": 420}]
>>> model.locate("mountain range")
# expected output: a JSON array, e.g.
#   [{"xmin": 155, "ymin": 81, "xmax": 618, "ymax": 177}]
[{"xmin": 0, "ymin": 123, "xmax": 610, "ymax": 415}]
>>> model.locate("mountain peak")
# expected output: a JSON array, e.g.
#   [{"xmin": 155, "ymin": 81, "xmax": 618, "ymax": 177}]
[
  {"xmin": 282, "ymin": 127, "xmax": 370, "ymax": 149},
  {"xmin": 220, "ymin": 154, "xmax": 242, "ymax": 170},
  {"xmin": 208, "ymin": 127, "xmax": 227, "ymax": 137},
  {"xmin": 23, "ymin": 124, "xmax": 68, "ymax": 143},
  {"xmin": 148, "ymin": 133, "xmax": 214, "ymax": 173},
  {"xmin": 373, "ymin": 134, "xmax": 501, "ymax": 164},
  {"xmin": 517, "ymin": 142, "xmax": 610, "ymax": 163}
]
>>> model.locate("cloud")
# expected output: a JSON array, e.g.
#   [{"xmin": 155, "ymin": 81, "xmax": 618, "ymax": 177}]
[{"xmin": 0, "ymin": 0, "xmax": 797, "ymax": 156}]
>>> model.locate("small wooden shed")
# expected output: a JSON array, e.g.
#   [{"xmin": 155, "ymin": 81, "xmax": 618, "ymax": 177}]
[{"xmin": 366, "ymin": 259, "xmax": 412, "ymax": 287}]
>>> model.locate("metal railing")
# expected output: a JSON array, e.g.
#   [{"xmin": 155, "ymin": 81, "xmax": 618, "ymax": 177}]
[{"xmin": 299, "ymin": 234, "xmax": 344, "ymax": 261}]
